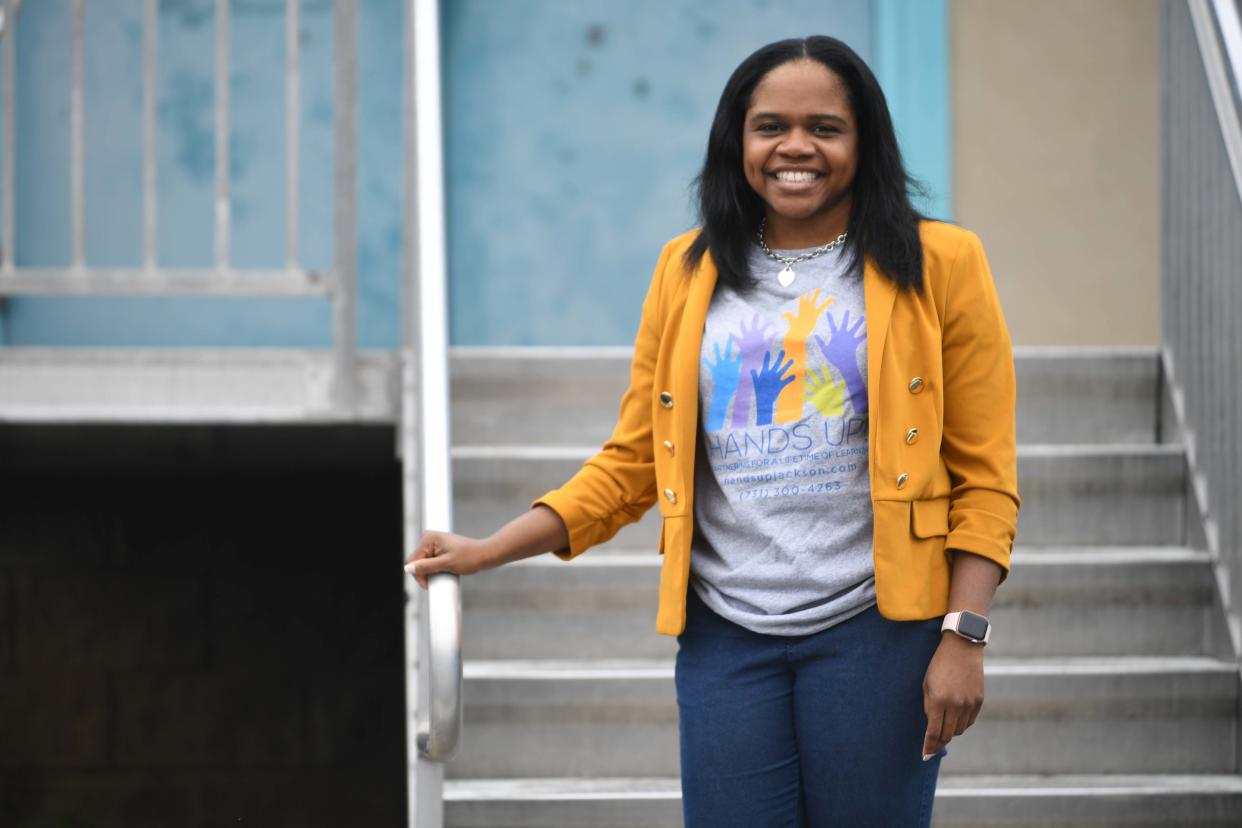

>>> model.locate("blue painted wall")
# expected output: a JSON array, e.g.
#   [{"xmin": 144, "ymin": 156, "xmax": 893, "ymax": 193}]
[
  {"xmin": 444, "ymin": 0, "xmax": 875, "ymax": 346},
  {"xmin": 1, "ymin": 0, "xmax": 947, "ymax": 348}
]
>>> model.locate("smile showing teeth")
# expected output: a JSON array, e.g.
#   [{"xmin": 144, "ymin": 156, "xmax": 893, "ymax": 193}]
[{"xmin": 773, "ymin": 170, "xmax": 821, "ymax": 183}]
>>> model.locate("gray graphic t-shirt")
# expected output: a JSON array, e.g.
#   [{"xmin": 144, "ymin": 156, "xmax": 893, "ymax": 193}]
[{"xmin": 690, "ymin": 240, "xmax": 876, "ymax": 636}]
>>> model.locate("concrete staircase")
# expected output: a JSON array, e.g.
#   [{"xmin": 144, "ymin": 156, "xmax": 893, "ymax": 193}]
[{"xmin": 438, "ymin": 346, "xmax": 1242, "ymax": 827}]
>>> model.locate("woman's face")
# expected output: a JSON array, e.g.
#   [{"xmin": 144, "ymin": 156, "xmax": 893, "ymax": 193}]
[{"xmin": 742, "ymin": 59, "xmax": 858, "ymax": 238}]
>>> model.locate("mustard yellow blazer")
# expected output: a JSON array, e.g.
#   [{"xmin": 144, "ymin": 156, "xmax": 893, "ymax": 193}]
[{"xmin": 533, "ymin": 219, "xmax": 1020, "ymax": 636}]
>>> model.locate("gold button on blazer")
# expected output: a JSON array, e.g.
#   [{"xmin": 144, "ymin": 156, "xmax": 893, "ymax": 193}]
[{"xmin": 533, "ymin": 220, "xmax": 1021, "ymax": 637}]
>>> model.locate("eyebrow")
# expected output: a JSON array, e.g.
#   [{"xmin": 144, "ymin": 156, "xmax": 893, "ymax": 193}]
[{"xmin": 749, "ymin": 112, "xmax": 849, "ymax": 125}]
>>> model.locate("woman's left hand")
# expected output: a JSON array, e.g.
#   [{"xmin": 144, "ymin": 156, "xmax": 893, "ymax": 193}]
[{"xmin": 921, "ymin": 633, "xmax": 985, "ymax": 759}]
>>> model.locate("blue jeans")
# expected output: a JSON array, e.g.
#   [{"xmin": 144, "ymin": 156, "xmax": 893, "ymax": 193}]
[{"xmin": 675, "ymin": 585, "xmax": 948, "ymax": 828}]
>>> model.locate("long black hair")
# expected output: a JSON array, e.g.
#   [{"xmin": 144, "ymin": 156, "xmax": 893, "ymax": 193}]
[{"xmin": 683, "ymin": 36, "xmax": 928, "ymax": 293}]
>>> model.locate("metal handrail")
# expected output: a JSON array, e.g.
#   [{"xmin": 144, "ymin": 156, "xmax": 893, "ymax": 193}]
[
  {"xmin": 409, "ymin": 0, "xmax": 461, "ymax": 763},
  {"xmin": 1201, "ymin": 0, "xmax": 1242, "ymax": 196},
  {"xmin": 400, "ymin": 352, "xmax": 461, "ymax": 768},
  {"xmin": 1212, "ymin": 0, "xmax": 1242, "ymax": 94},
  {"xmin": 401, "ymin": 0, "xmax": 460, "ymax": 823},
  {"xmin": 417, "ymin": 575, "xmax": 463, "ymax": 761}
]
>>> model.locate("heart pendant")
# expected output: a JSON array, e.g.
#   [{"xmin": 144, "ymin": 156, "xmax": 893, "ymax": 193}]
[{"xmin": 778, "ymin": 266, "xmax": 795, "ymax": 287}]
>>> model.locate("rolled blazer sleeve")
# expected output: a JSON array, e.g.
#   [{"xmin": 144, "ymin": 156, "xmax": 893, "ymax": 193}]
[
  {"xmin": 939, "ymin": 230, "xmax": 1021, "ymax": 582},
  {"xmin": 529, "ymin": 241, "xmax": 670, "ymax": 560}
]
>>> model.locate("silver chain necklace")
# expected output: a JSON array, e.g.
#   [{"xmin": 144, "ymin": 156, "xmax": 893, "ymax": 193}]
[{"xmin": 756, "ymin": 217, "xmax": 848, "ymax": 287}]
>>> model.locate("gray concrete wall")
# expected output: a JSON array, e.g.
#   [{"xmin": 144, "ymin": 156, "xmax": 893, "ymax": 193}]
[{"xmin": 952, "ymin": 0, "xmax": 1159, "ymax": 346}]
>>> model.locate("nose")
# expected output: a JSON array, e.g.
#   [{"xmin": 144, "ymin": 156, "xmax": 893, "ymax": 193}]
[{"xmin": 777, "ymin": 126, "xmax": 814, "ymax": 156}]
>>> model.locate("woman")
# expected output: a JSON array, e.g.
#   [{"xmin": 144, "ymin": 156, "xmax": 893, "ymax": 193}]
[{"xmin": 405, "ymin": 35, "xmax": 1019, "ymax": 828}]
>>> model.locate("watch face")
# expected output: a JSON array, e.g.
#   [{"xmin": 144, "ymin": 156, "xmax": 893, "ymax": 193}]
[{"xmin": 958, "ymin": 611, "xmax": 989, "ymax": 640}]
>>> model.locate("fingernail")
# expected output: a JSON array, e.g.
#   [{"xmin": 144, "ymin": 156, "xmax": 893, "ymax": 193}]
[
  {"xmin": 922, "ymin": 753, "xmax": 933, "ymax": 762},
  {"xmin": 404, "ymin": 563, "xmax": 417, "ymax": 575}
]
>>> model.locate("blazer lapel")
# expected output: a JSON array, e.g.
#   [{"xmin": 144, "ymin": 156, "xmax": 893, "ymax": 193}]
[{"xmin": 864, "ymin": 257, "xmax": 897, "ymax": 417}]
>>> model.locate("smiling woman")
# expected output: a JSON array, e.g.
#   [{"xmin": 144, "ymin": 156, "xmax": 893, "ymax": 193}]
[
  {"xmin": 684, "ymin": 36, "xmax": 929, "ymax": 297},
  {"xmin": 406, "ymin": 32, "xmax": 1018, "ymax": 828},
  {"xmin": 742, "ymin": 60, "xmax": 859, "ymax": 248}
]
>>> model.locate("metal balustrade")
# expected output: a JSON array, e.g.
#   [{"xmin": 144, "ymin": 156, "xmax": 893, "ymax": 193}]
[
  {"xmin": 0, "ymin": 0, "xmax": 352, "ymax": 402},
  {"xmin": 1163, "ymin": 0, "xmax": 1242, "ymax": 660}
]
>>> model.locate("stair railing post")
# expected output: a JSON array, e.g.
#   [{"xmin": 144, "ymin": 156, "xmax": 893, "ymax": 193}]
[
  {"xmin": 332, "ymin": 0, "xmax": 357, "ymax": 416},
  {"xmin": 0, "ymin": 0, "xmax": 17, "ymax": 344}
]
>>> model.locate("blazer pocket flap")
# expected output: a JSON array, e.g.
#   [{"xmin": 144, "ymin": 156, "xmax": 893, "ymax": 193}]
[{"xmin": 911, "ymin": 497, "xmax": 950, "ymax": 538}]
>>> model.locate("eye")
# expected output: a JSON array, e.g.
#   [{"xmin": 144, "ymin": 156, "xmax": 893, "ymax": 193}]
[
  {"xmin": 755, "ymin": 122, "xmax": 783, "ymax": 133},
  {"xmin": 813, "ymin": 124, "xmax": 840, "ymax": 135}
]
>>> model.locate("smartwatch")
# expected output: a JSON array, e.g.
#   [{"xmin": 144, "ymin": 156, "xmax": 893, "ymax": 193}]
[{"xmin": 941, "ymin": 610, "xmax": 991, "ymax": 645}]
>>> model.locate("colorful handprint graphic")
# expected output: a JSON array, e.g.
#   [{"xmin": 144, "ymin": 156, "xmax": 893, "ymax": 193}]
[
  {"xmin": 703, "ymin": 339, "xmax": 743, "ymax": 431},
  {"xmin": 728, "ymin": 313, "xmax": 775, "ymax": 429},
  {"xmin": 804, "ymin": 365, "xmax": 846, "ymax": 417},
  {"xmin": 813, "ymin": 309, "xmax": 868, "ymax": 416},
  {"xmin": 775, "ymin": 289, "xmax": 834, "ymax": 423},
  {"xmin": 751, "ymin": 348, "xmax": 796, "ymax": 427}
]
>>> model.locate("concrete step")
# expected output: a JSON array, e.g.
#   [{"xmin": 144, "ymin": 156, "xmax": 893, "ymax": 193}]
[
  {"xmin": 450, "ymin": 444, "xmax": 1186, "ymax": 547},
  {"xmin": 443, "ymin": 656, "xmax": 1238, "ymax": 779},
  {"xmin": 462, "ymin": 552, "xmax": 675, "ymax": 661},
  {"xmin": 0, "ymin": 347, "xmax": 398, "ymax": 424},
  {"xmin": 1011, "ymin": 347, "xmax": 1158, "ymax": 446},
  {"xmin": 934, "ymin": 774, "xmax": 1242, "ymax": 827},
  {"xmin": 448, "ymin": 347, "xmax": 1158, "ymax": 447},
  {"xmin": 445, "ymin": 776, "xmax": 682, "ymax": 828},
  {"xmin": 1014, "ymin": 444, "xmax": 1186, "ymax": 545},
  {"xmin": 443, "ymin": 774, "xmax": 1242, "ymax": 828},
  {"xmin": 461, "ymin": 547, "xmax": 1215, "ymax": 661}
]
